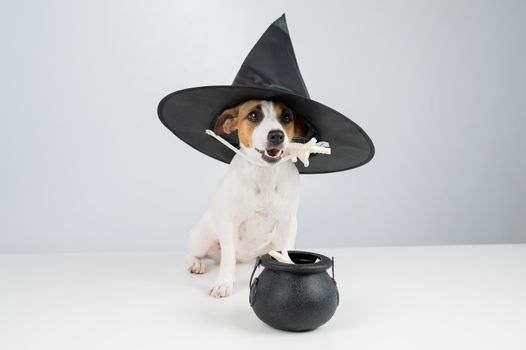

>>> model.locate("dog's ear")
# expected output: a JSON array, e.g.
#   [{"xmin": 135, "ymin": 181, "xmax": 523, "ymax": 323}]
[
  {"xmin": 293, "ymin": 112, "xmax": 310, "ymax": 139},
  {"xmin": 214, "ymin": 106, "xmax": 239, "ymax": 135}
]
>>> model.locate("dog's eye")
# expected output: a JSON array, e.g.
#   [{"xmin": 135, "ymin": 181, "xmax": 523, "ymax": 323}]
[
  {"xmin": 280, "ymin": 110, "xmax": 292, "ymax": 124},
  {"xmin": 247, "ymin": 110, "xmax": 262, "ymax": 123}
]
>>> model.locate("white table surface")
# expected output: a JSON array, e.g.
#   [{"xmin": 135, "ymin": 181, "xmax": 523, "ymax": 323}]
[{"xmin": 1, "ymin": 244, "xmax": 525, "ymax": 350}]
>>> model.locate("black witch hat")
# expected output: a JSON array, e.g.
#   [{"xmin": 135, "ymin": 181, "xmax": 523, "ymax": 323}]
[{"xmin": 158, "ymin": 14, "xmax": 374, "ymax": 174}]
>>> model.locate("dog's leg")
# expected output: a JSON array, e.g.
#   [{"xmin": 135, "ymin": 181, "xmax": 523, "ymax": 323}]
[
  {"xmin": 209, "ymin": 224, "xmax": 237, "ymax": 298},
  {"xmin": 185, "ymin": 216, "xmax": 212, "ymax": 274}
]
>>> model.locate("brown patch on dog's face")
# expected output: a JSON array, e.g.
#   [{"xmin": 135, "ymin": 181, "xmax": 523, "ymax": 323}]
[
  {"xmin": 236, "ymin": 100, "xmax": 263, "ymax": 148},
  {"xmin": 272, "ymin": 103, "xmax": 295, "ymax": 141},
  {"xmin": 214, "ymin": 100, "xmax": 262, "ymax": 148}
]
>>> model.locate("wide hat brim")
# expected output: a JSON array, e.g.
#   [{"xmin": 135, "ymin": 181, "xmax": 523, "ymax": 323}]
[{"xmin": 158, "ymin": 85, "xmax": 375, "ymax": 174}]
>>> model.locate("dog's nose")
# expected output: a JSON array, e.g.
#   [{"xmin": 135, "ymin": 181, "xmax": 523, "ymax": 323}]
[{"xmin": 267, "ymin": 130, "xmax": 285, "ymax": 146}]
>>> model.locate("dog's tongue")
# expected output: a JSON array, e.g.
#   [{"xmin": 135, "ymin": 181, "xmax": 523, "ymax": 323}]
[{"xmin": 267, "ymin": 149, "xmax": 280, "ymax": 157}]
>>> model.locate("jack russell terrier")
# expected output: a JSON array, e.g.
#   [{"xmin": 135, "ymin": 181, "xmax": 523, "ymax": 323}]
[{"xmin": 185, "ymin": 99, "xmax": 310, "ymax": 298}]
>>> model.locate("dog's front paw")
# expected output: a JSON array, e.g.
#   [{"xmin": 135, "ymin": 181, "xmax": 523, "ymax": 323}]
[
  {"xmin": 186, "ymin": 255, "xmax": 206, "ymax": 274},
  {"xmin": 209, "ymin": 278, "xmax": 234, "ymax": 298}
]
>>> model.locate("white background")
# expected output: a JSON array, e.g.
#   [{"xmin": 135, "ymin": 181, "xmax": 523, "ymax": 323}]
[{"xmin": 1, "ymin": 0, "xmax": 525, "ymax": 253}]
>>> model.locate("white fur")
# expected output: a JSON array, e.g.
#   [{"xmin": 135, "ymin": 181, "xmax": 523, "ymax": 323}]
[{"xmin": 185, "ymin": 101, "xmax": 299, "ymax": 298}]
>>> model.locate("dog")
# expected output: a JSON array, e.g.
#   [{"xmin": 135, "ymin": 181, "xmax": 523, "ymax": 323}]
[{"xmin": 185, "ymin": 99, "xmax": 308, "ymax": 298}]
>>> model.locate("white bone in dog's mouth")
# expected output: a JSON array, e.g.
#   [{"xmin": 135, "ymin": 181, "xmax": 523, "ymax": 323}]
[{"xmin": 256, "ymin": 148, "xmax": 283, "ymax": 163}]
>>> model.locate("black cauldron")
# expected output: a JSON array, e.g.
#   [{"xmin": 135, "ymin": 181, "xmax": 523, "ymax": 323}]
[{"xmin": 249, "ymin": 250, "xmax": 339, "ymax": 331}]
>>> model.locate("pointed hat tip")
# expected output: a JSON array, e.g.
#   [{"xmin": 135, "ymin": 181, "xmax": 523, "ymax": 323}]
[{"xmin": 272, "ymin": 13, "xmax": 288, "ymax": 32}]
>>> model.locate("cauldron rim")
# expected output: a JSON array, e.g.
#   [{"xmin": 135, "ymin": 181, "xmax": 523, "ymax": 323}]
[{"xmin": 259, "ymin": 250, "xmax": 332, "ymax": 274}]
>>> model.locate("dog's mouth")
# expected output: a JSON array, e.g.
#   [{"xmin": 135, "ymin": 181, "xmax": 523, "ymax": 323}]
[{"xmin": 256, "ymin": 148, "xmax": 283, "ymax": 163}]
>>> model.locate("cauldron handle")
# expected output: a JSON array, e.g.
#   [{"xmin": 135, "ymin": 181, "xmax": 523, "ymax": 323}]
[
  {"xmin": 249, "ymin": 256, "xmax": 261, "ymax": 287},
  {"xmin": 249, "ymin": 256, "xmax": 261, "ymax": 306},
  {"xmin": 331, "ymin": 256, "xmax": 339, "ymax": 306}
]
